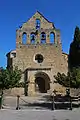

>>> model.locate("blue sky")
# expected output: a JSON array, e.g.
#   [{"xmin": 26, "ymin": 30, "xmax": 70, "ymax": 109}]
[{"xmin": 0, "ymin": 0, "xmax": 80, "ymax": 67}]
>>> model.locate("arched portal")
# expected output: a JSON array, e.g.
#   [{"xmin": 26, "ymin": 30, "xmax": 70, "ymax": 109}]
[{"xmin": 35, "ymin": 72, "xmax": 50, "ymax": 93}]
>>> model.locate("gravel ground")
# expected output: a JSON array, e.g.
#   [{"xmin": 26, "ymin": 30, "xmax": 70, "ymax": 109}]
[{"xmin": 0, "ymin": 108, "xmax": 80, "ymax": 120}]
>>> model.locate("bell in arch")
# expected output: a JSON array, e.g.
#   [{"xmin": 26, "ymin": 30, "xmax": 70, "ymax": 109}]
[
  {"xmin": 41, "ymin": 33, "xmax": 46, "ymax": 40},
  {"xmin": 31, "ymin": 33, "xmax": 35, "ymax": 41},
  {"xmin": 31, "ymin": 35, "xmax": 35, "ymax": 40}
]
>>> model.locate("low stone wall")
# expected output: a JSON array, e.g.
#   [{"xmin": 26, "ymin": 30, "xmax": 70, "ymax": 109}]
[
  {"xmin": 70, "ymin": 88, "xmax": 80, "ymax": 96},
  {"xmin": 52, "ymin": 83, "xmax": 66, "ymax": 95},
  {"xmin": 3, "ymin": 86, "xmax": 80, "ymax": 97},
  {"xmin": 3, "ymin": 87, "xmax": 24, "ymax": 96}
]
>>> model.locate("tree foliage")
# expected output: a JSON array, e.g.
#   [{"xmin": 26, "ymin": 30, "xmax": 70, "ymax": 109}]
[
  {"xmin": 54, "ymin": 26, "xmax": 80, "ymax": 89},
  {"xmin": 54, "ymin": 67, "xmax": 80, "ymax": 88},
  {"xmin": 54, "ymin": 72, "xmax": 70, "ymax": 87},
  {"xmin": 68, "ymin": 26, "xmax": 80, "ymax": 69},
  {"xmin": 0, "ymin": 67, "xmax": 22, "ymax": 90}
]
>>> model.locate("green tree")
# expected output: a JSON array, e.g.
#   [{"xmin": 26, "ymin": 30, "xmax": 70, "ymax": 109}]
[
  {"xmin": 68, "ymin": 26, "xmax": 80, "ymax": 69},
  {"xmin": 54, "ymin": 72, "xmax": 70, "ymax": 87},
  {"xmin": 54, "ymin": 67, "xmax": 80, "ymax": 89},
  {"xmin": 54, "ymin": 26, "xmax": 80, "ymax": 92},
  {"xmin": 0, "ymin": 67, "xmax": 22, "ymax": 107},
  {"xmin": 0, "ymin": 67, "xmax": 22, "ymax": 90}
]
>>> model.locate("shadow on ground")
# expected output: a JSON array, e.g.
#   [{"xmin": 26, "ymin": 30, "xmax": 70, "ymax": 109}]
[
  {"xmin": 21, "ymin": 102, "xmax": 80, "ymax": 110},
  {"xmin": 20, "ymin": 95, "xmax": 80, "ymax": 110}
]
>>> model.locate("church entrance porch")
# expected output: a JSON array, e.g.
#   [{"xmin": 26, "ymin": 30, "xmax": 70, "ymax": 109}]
[
  {"xmin": 35, "ymin": 77, "xmax": 46, "ymax": 93},
  {"xmin": 26, "ymin": 68, "xmax": 51, "ymax": 96},
  {"xmin": 35, "ymin": 72, "xmax": 50, "ymax": 94}
]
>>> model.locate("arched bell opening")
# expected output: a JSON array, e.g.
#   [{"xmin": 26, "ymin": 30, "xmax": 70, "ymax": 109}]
[
  {"xmin": 41, "ymin": 32, "xmax": 46, "ymax": 44},
  {"xmin": 36, "ymin": 19, "xmax": 40, "ymax": 30},
  {"xmin": 30, "ymin": 32, "xmax": 35, "ymax": 44},
  {"xmin": 50, "ymin": 32, "xmax": 55, "ymax": 44},
  {"xmin": 35, "ymin": 72, "xmax": 50, "ymax": 93},
  {"xmin": 22, "ymin": 32, "xmax": 27, "ymax": 44}
]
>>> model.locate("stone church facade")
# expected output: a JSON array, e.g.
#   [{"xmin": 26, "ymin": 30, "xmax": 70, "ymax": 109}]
[{"xmin": 6, "ymin": 11, "xmax": 68, "ymax": 96}]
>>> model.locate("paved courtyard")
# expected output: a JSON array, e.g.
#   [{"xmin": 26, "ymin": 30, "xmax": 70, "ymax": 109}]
[
  {"xmin": 1, "ymin": 94, "xmax": 80, "ymax": 120},
  {"xmin": 0, "ymin": 108, "xmax": 80, "ymax": 120}
]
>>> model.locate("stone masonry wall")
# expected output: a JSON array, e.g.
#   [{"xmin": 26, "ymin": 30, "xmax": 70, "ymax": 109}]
[{"xmin": 6, "ymin": 11, "xmax": 68, "ymax": 96}]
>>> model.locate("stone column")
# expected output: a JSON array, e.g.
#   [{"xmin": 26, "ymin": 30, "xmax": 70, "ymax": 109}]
[
  {"xmin": 28, "ymin": 75, "xmax": 35, "ymax": 96},
  {"xmin": 50, "ymin": 82, "xmax": 53, "ymax": 93},
  {"xmin": 46, "ymin": 33, "xmax": 50, "ymax": 43},
  {"xmin": 47, "ymin": 81, "xmax": 53, "ymax": 94},
  {"xmin": 16, "ymin": 30, "xmax": 22, "ymax": 46},
  {"xmin": 36, "ymin": 30, "xmax": 40, "ymax": 44},
  {"xmin": 27, "ymin": 34, "xmax": 31, "ymax": 44},
  {"xmin": 54, "ymin": 30, "xmax": 61, "ymax": 44}
]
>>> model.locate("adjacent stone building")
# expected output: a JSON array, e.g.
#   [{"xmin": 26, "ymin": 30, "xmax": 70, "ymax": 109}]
[{"xmin": 6, "ymin": 11, "xmax": 68, "ymax": 96}]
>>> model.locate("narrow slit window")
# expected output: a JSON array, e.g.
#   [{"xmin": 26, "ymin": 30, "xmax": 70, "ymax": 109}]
[{"xmin": 36, "ymin": 19, "xmax": 40, "ymax": 30}]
